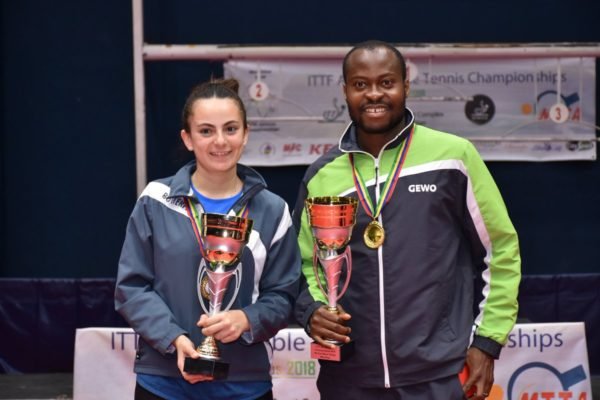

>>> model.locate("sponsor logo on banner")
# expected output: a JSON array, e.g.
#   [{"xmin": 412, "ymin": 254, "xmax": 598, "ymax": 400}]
[
  {"xmin": 465, "ymin": 94, "xmax": 495, "ymax": 125},
  {"xmin": 566, "ymin": 141, "xmax": 594, "ymax": 152},
  {"xmin": 309, "ymin": 143, "xmax": 335, "ymax": 155},
  {"xmin": 283, "ymin": 143, "xmax": 303, "ymax": 156},
  {"xmin": 322, "ymin": 97, "xmax": 347, "ymax": 122},
  {"xmin": 259, "ymin": 143, "xmax": 276, "ymax": 156},
  {"xmin": 489, "ymin": 325, "xmax": 592, "ymax": 400},
  {"xmin": 503, "ymin": 362, "xmax": 589, "ymax": 400},
  {"xmin": 534, "ymin": 91, "xmax": 581, "ymax": 122}
]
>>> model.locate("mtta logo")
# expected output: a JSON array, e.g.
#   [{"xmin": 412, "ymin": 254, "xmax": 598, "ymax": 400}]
[
  {"xmin": 506, "ymin": 362, "xmax": 588, "ymax": 400},
  {"xmin": 408, "ymin": 184, "xmax": 437, "ymax": 193}
]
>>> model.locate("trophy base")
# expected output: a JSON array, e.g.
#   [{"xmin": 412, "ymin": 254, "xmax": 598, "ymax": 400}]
[
  {"xmin": 183, "ymin": 357, "xmax": 229, "ymax": 379},
  {"xmin": 310, "ymin": 340, "xmax": 354, "ymax": 362}
]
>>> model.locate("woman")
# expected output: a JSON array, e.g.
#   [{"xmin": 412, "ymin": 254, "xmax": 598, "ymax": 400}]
[{"xmin": 115, "ymin": 79, "xmax": 301, "ymax": 399}]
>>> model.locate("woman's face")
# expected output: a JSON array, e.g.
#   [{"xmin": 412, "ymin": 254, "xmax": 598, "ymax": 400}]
[{"xmin": 181, "ymin": 97, "xmax": 248, "ymax": 176}]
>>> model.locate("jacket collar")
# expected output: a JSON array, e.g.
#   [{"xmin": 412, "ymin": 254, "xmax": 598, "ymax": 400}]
[{"xmin": 167, "ymin": 160, "xmax": 267, "ymax": 199}]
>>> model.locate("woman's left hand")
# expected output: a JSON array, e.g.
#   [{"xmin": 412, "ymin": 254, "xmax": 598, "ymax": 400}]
[
  {"xmin": 198, "ymin": 310, "xmax": 250, "ymax": 343},
  {"xmin": 173, "ymin": 335, "xmax": 214, "ymax": 383}
]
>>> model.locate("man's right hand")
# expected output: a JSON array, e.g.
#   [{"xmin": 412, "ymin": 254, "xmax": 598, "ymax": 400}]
[{"xmin": 309, "ymin": 304, "xmax": 352, "ymax": 348}]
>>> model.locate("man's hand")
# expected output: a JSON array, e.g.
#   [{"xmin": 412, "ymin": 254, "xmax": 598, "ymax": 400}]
[
  {"xmin": 463, "ymin": 347, "xmax": 494, "ymax": 399},
  {"xmin": 173, "ymin": 335, "xmax": 213, "ymax": 383},
  {"xmin": 198, "ymin": 310, "xmax": 250, "ymax": 343},
  {"xmin": 309, "ymin": 304, "xmax": 351, "ymax": 348}
]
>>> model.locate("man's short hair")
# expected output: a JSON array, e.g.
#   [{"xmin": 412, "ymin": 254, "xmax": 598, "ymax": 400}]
[{"xmin": 342, "ymin": 40, "xmax": 407, "ymax": 82}]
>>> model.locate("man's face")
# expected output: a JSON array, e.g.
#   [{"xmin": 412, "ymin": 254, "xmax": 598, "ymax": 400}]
[{"xmin": 343, "ymin": 47, "xmax": 409, "ymax": 138}]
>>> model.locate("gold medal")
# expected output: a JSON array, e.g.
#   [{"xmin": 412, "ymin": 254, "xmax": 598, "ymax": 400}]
[
  {"xmin": 200, "ymin": 275, "xmax": 211, "ymax": 300},
  {"xmin": 363, "ymin": 220, "xmax": 385, "ymax": 248}
]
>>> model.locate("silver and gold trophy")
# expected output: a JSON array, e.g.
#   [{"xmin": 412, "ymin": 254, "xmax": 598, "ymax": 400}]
[
  {"xmin": 305, "ymin": 196, "xmax": 358, "ymax": 361},
  {"xmin": 183, "ymin": 213, "xmax": 253, "ymax": 379}
]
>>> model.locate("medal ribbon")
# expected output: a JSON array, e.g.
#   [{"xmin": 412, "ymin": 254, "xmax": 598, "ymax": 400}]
[
  {"xmin": 349, "ymin": 126, "xmax": 414, "ymax": 220},
  {"xmin": 184, "ymin": 197, "xmax": 249, "ymax": 256},
  {"xmin": 238, "ymin": 204, "xmax": 250, "ymax": 219}
]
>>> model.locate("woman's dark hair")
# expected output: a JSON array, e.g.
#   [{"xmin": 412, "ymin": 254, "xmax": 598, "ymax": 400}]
[{"xmin": 181, "ymin": 78, "xmax": 248, "ymax": 132}]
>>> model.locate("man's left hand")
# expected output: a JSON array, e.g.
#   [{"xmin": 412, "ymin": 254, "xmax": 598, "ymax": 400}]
[{"xmin": 463, "ymin": 347, "xmax": 494, "ymax": 399}]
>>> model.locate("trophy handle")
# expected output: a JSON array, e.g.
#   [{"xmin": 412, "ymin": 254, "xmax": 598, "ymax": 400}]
[
  {"xmin": 197, "ymin": 260, "xmax": 242, "ymax": 316},
  {"xmin": 198, "ymin": 260, "xmax": 210, "ymax": 315},
  {"xmin": 336, "ymin": 246, "xmax": 352, "ymax": 301},
  {"xmin": 312, "ymin": 244, "xmax": 352, "ymax": 310},
  {"xmin": 312, "ymin": 246, "xmax": 329, "ymax": 302},
  {"xmin": 221, "ymin": 264, "xmax": 242, "ymax": 313}
]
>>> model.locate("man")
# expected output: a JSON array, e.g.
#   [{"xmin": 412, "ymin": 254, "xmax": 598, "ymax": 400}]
[{"xmin": 293, "ymin": 40, "xmax": 521, "ymax": 399}]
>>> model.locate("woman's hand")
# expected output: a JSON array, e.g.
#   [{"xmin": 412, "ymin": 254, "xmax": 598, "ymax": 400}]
[
  {"xmin": 173, "ymin": 335, "xmax": 214, "ymax": 383},
  {"xmin": 198, "ymin": 310, "xmax": 250, "ymax": 343}
]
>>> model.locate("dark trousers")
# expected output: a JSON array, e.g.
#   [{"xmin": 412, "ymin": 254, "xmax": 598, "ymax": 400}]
[{"xmin": 134, "ymin": 382, "xmax": 274, "ymax": 400}]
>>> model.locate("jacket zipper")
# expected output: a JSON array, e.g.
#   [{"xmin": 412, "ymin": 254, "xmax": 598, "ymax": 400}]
[
  {"xmin": 373, "ymin": 158, "xmax": 391, "ymax": 388},
  {"xmin": 342, "ymin": 117, "xmax": 414, "ymax": 387}
]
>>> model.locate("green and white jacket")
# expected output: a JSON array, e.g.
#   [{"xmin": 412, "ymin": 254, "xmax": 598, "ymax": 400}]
[{"xmin": 293, "ymin": 108, "xmax": 521, "ymax": 387}]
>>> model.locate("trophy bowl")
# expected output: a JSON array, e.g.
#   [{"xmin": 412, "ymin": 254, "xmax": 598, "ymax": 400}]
[
  {"xmin": 306, "ymin": 196, "xmax": 357, "ymax": 254},
  {"xmin": 184, "ymin": 213, "xmax": 253, "ymax": 379},
  {"xmin": 202, "ymin": 214, "xmax": 252, "ymax": 271}
]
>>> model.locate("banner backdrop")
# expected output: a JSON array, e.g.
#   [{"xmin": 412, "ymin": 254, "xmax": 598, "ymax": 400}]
[
  {"xmin": 73, "ymin": 323, "xmax": 593, "ymax": 400},
  {"xmin": 224, "ymin": 58, "xmax": 596, "ymax": 165}
]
